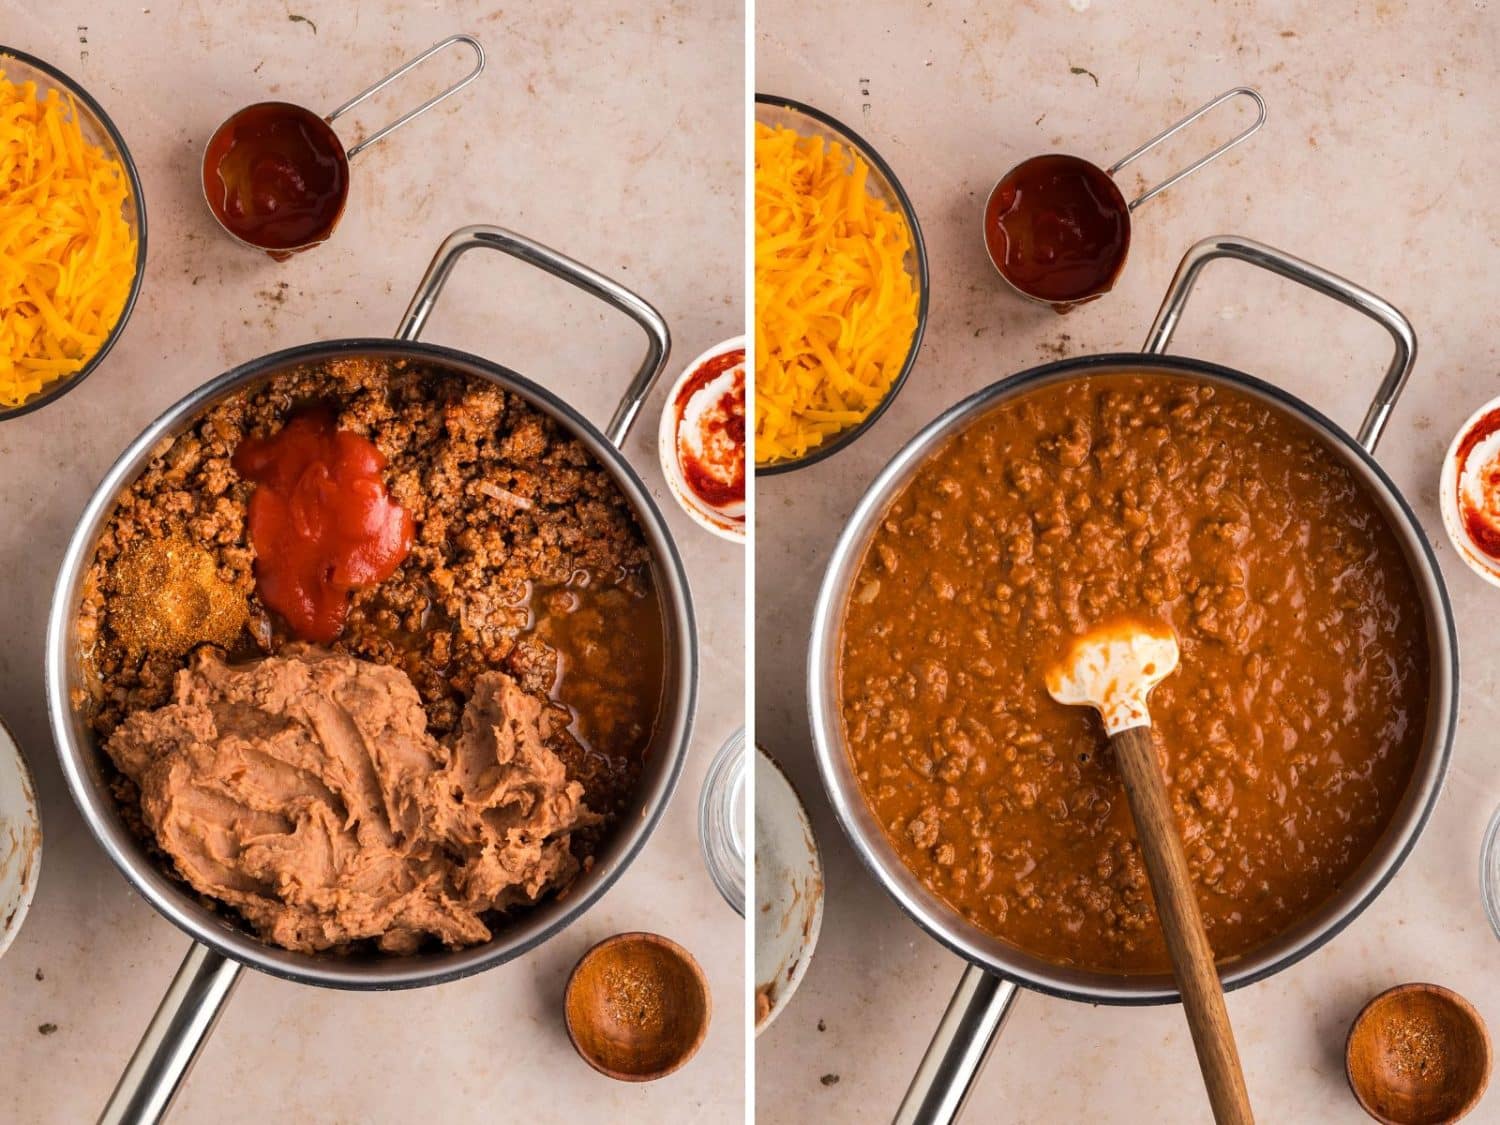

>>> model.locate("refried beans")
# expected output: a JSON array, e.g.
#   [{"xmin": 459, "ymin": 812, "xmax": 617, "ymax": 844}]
[
  {"xmin": 77, "ymin": 355, "xmax": 665, "ymax": 950},
  {"xmin": 107, "ymin": 648, "xmax": 593, "ymax": 953},
  {"xmin": 838, "ymin": 373, "xmax": 1429, "ymax": 974}
]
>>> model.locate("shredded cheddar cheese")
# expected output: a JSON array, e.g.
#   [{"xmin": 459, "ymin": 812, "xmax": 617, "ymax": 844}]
[
  {"xmin": 0, "ymin": 71, "xmax": 137, "ymax": 408},
  {"xmin": 755, "ymin": 121, "xmax": 919, "ymax": 465}
]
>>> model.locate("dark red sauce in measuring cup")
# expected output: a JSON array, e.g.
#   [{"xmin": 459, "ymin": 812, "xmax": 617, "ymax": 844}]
[
  {"xmin": 983, "ymin": 153, "xmax": 1131, "ymax": 306},
  {"xmin": 203, "ymin": 102, "xmax": 349, "ymax": 254},
  {"xmin": 232, "ymin": 410, "xmax": 413, "ymax": 644}
]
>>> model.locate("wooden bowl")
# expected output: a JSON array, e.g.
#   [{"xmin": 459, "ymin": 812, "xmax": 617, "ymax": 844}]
[
  {"xmin": 564, "ymin": 932, "xmax": 711, "ymax": 1082},
  {"xmin": 1347, "ymin": 983, "xmax": 1492, "ymax": 1124}
]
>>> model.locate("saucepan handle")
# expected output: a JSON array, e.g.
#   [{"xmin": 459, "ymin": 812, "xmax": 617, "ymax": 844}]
[
  {"xmin": 1141, "ymin": 235, "xmax": 1418, "ymax": 455},
  {"xmin": 396, "ymin": 224, "xmax": 672, "ymax": 449},
  {"xmin": 326, "ymin": 34, "xmax": 486, "ymax": 162},
  {"xmin": 1107, "ymin": 88, "xmax": 1265, "ymax": 212},
  {"xmin": 97, "ymin": 943, "xmax": 243, "ymax": 1125},
  {"xmin": 891, "ymin": 964, "xmax": 1021, "ymax": 1125}
]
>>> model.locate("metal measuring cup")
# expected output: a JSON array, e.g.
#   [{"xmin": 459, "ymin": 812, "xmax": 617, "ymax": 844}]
[
  {"xmin": 983, "ymin": 86, "xmax": 1266, "ymax": 308},
  {"xmin": 201, "ymin": 34, "xmax": 485, "ymax": 258}
]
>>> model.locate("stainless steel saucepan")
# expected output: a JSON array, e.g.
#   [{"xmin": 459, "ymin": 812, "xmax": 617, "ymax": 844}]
[
  {"xmin": 808, "ymin": 236, "xmax": 1457, "ymax": 1123},
  {"xmin": 45, "ymin": 226, "xmax": 698, "ymax": 1123}
]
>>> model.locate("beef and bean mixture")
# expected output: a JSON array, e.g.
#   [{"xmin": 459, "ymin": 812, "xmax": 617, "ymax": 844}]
[
  {"xmin": 839, "ymin": 373, "xmax": 1429, "ymax": 974},
  {"xmin": 79, "ymin": 355, "xmax": 664, "ymax": 845}
]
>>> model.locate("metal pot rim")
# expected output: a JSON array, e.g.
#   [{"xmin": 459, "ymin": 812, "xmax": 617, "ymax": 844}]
[
  {"xmin": 45, "ymin": 335, "xmax": 698, "ymax": 990},
  {"xmin": 808, "ymin": 351, "xmax": 1457, "ymax": 1006}
]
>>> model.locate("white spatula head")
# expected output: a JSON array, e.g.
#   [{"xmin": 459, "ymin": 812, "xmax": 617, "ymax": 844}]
[{"xmin": 1045, "ymin": 621, "xmax": 1180, "ymax": 735}]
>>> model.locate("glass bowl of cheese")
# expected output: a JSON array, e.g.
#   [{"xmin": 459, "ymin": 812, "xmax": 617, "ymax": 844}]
[
  {"xmin": 0, "ymin": 48, "xmax": 147, "ymax": 420},
  {"xmin": 754, "ymin": 95, "xmax": 928, "ymax": 475}
]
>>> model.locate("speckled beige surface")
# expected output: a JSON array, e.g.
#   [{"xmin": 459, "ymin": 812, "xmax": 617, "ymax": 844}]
[
  {"xmin": 0, "ymin": 3, "xmax": 744, "ymax": 1122},
  {"xmin": 756, "ymin": 1, "xmax": 1500, "ymax": 1121}
]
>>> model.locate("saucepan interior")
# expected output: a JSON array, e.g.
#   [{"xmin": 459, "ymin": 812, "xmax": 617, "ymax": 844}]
[
  {"xmin": 47, "ymin": 338, "xmax": 697, "ymax": 990},
  {"xmin": 809, "ymin": 354, "xmax": 1456, "ymax": 1005}
]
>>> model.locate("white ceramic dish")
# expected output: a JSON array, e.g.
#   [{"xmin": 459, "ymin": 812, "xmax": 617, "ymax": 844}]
[
  {"xmin": 754, "ymin": 744, "xmax": 823, "ymax": 1035},
  {"xmin": 0, "ymin": 714, "xmax": 41, "ymax": 958},
  {"xmin": 1441, "ymin": 395, "xmax": 1500, "ymax": 586},
  {"xmin": 657, "ymin": 336, "xmax": 746, "ymax": 542}
]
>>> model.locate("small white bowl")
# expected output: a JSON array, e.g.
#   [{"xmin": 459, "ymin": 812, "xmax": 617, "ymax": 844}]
[
  {"xmin": 657, "ymin": 336, "xmax": 746, "ymax": 543},
  {"xmin": 754, "ymin": 745, "xmax": 823, "ymax": 1035},
  {"xmin": 0, "ymin": 714, "xmax": 41, "ymax": 959},
  {"xmin": 1441, "ymin": 396, "xmax": 1500, "ymax": 586}
]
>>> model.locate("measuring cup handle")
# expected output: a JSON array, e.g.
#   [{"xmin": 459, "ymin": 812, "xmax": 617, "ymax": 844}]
[
  {"xmin": 891, "ymin": 964, "xmax": 1021, "ymax": 1125},
  {"xmin": 1142, "ymin": 235, "xmax": 1417, "ymax": 454},
  {"xmin": 396, "ymin": 225, "xmax": 671, "ymax": 448},
  {"xmin": 1109, "ymin": 87, "xmax": 1265, "ymax": 211},
  {"xmin": 97, "ymin": 942, "xmax": 243, "ymax": 1125},
  {"xmin": 328, "ymin": 34, "xmax": 485, "ymax": 161}
]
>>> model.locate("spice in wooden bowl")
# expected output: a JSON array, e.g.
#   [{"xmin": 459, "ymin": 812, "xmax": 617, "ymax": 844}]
[
  {"xmin": 1347, "ymin": 983, "xmax": 1492, "ymax": 1124},
  {"xmin": 564, "ymin": 932, "xmax": 710, "ymax": 1082}
]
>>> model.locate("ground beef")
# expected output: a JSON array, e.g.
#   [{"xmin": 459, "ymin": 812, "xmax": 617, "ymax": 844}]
[{"xmin": 80, "ymin": 355, "xmax": 664, "ymax": 863}]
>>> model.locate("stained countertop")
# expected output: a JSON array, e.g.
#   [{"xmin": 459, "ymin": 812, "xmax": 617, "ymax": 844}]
[
  {"xmin": 755, "ymin": 1, "xmax": 1500, "ymax": 1121},
  {"xmin": 0, "ymin": 3, "xmax": 744, "ymax": 1121}
]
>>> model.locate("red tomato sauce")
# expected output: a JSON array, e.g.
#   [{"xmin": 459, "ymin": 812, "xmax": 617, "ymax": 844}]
[
  {"xmin": 674, "ymin": 347, "xmax": 745, "ymax": 514},
  {"xmin": 1456, "ymin": 406, "xmax": 1500, "ymax": 558},
  {"xmin": 232, "ymin": 410, "xmax": 413, "ymax": 643}
]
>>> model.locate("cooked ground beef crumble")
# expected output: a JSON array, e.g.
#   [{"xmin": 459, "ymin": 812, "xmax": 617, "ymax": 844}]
[{"xmin": 78, "ymin": 355, "xmax": 665, "ymax": 861}]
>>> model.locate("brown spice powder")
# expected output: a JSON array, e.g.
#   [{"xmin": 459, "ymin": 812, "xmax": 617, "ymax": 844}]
[
  {"xmin": 602, "ymin": 964, "xmax": 665, "ymax": 1032},
  {"xmin": 110, "ymin": 536, "xmax": 247, "ymax": 656},
  {"xmin": 1389, "ymin": 1014, "xmax": 1451, "ymax": 1084}
]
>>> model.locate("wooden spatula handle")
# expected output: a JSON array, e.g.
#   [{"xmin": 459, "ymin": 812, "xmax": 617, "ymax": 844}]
[{"xmin": 1109, "ymin": 725, "xmax": 1254, "ymax": 1125}]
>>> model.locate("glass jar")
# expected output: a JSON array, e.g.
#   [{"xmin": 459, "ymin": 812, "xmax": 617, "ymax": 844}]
[{"xmin": 698, "ymin": 727, "xmax": 746, "ymax": 915}]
